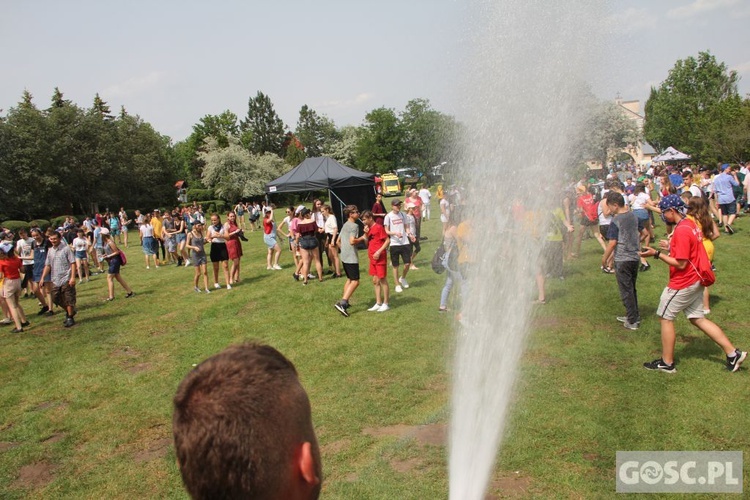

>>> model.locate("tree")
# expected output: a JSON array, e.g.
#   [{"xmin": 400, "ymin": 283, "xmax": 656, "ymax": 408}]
[
  {"xmin": 327, "ymin": 125, "xmax": 360, "ymax": 167},
  {"xmin": 192, "ymin": 111, "xmax": 239, "ymax": 148},
  {"xmin": 92, "ymin": 93, "xmax": 114, "ymax": 120},
  {"xmin": 49, "ymin": 87, "xmax": 70, "ymax": 110},
  {"xmin": 581, "ymin": 100, "xmax": 640, "ymax": 169},
  {"xmin": 283, "ymin": 132, "xmax": 306, "ymax": 166},
  {"xmin": 644, "ymin": 51, "xmax": 741, "ymax": 163},
  {"xmin": 295, "ymin": 105, "xmax": 338, "ymax": 158},
  {"xmin": 199, "ymin": 136, "xmax": 290, "ymax": 200},
  {"xmin": 240, "ymin": 91, "xmax": 286, "ymax": 156},
  {"xmin": 355, "ymin": 107, "xmax": 404, "ymax": 173},
  {"xmin": 400, "ymin": 98, "xmax": 458, "ymax": 175}
]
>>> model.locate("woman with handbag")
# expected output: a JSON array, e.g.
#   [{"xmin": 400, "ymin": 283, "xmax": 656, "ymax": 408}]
[{"xmin": 100, "ymin": 229, "xmax": 134, "ymax": 301}]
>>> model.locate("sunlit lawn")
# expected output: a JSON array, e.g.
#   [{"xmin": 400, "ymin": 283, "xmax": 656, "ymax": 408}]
[{"xmin": 0, "ymin": 209, "xmax": 747, "ymax": 498}]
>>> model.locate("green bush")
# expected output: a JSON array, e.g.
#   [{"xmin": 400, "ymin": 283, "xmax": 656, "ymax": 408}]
[
  {"xmin": 187, "ymin": 188, "xmax": 215, "ymax": 202},
  {"xmin": 30, "ymin": 219, "xmax": 51, "ymax": 231},
  {"xmin": 1, "ymin": 220, "xmax": 31, "ymax": 234},
  {"xmin": 50, "ymin": 215, "xmax": 78, "ymax": 228}
]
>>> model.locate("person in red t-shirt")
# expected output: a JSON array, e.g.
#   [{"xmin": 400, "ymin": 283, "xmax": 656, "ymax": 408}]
[
  {"xmin": 0, "ymin": 242, "xmax": 30, "ymax": 333},
  {"xmin": 640, "ymin": 195, "xmax": 746, "ymax": 373},
  {"xmin": 361, "ymin": 210, "xmax": 390, "ymax": 312},
  {"xmin": 572, "ymin": 186, "xmax": 604, "ymax": 258}
]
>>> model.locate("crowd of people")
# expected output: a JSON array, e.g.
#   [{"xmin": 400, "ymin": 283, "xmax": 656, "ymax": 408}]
[{"xmin": 555, "ymin": 161, "xmax": 747, "ymax": 373}]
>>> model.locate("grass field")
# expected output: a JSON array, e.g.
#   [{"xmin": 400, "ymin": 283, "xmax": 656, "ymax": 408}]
[{"xmin": 0, "ymin": 209, "xmax": 747, "ymax": 498}]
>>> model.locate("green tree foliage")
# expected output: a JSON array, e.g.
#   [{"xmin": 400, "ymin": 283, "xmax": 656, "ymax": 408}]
[
  {"xmin": 199, "ymin": 136, "xmax": 290, "ymax": 200},
  {"xmin": 295, "ymin": 105, "xmax": 339, "ymax": 158},
  {"xmin": 326, "ymin": 125, "xmax": 360, "ymax": 167},
  {"xmin": 240, "ymin": 91, "xmax": 286, "ymax": 156},
  {"xmin": 192, "ymin": 110, "xmax": 239, "ymax": 148},
  {"xmin": 400, "ymin": 98, "xmax": 459, "ymax": 175},
  {"xmin": 356, "ymin": 107, "xmax": 404, "ymax": 173},
  {"xmin": 644, "ymin": 51, "xmax": 742, "ymax": 163},
  {"xmin": 283, "ymin": 133, "xmax": 306, "ymax": 166},
  {"xmin": 1, "ymin": 89, "xmax": 178, "ymax": 220}
]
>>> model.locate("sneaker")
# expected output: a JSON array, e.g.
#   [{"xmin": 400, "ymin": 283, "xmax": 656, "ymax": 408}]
[
  {"xmin": 45, "ymin": 310, "xmax": 54, "ymax": 317},
  {"xmin": 307, "ymin": 274, "xmax": 316, "ymax": 279},
  {"xmin": 334, "ymin": 301, "xmax": 350, "ymax": 317},
  {"xmin": 293, "ymin": 273, "xmax": 300, "ymax": 281},
  {"xmin": 726, "ymin": 224, "xmax": 734, "ymax": 235},
  {"xmin": 727, "ymin": 350, "xmax": 747, "ymax": 372},
  {"xmin": 37, "ymin": 306, "xmax": 50, "ymax": 316},
  {"xmin": 377, "ymin": 303, "xmax": 390, "ymax": 312},
  {"xmin": 395, "ymin": 285, "xmax": 403, "ymax": 293},
  {"xmin": 146, "ymin": 266, "xmax": 150, "ymax": 270},
  {"xmin": 125, "ymin": 292, "xmax": 134, "ymax": 298},
  {"xmin": 643, "ymin": 358, "xmax": 676, "ymax": 373},
  {"xmin": 10, "ymin": 328, "xmax": 23, "ymax": 333},
  {"xmin": 21, "ymin": 321, "xmax": 30, "ymax": 327},
  {"xmin": 267, "ymin": 266, "xmax": 272, "ymax": 270},
  {"xmin": 204, "ymin": 288, "xmax": 211, "ymax": 294},
  {"xmin": 601, "ymin": 266, "xmax": 614, "ymax": 274},
  {"xmin": 63, "ymin": 316, "xmax": 75, "ymax": 328},
  {"xmin": 272, "ymin": 265, "xmax": 282, "ymax": 270},
  {"xmin": 623, "ymin": 321, "xmax": 639, "ymax": 330},
  {"xmin": 214, "ymin": 283, "xmax": 220, "ymax": 289},
  {"xmin": 639, "ymin": 263, "xmax": 651, "ymax": 272},
  {"xmin": 617, "ymin": 316, "xmax": 641, "ymax": 324},
  {"xmin": 0, "ymin": 318, "xmax": 12, "ymax": 325},
  {"xmin": 194, "ymin": 287, "xmax": 201, "ymax": 293},
  {"xmin": 367, "ymin": 303, "xmax": 382, "ymax": 312},
  {"xmin": 184, "ymin": 260, "xmax": 191, "ymax": 267},
  {"xmin": 399, "ymin": 277, "xmax": 409, "ymax": 289},
  {"xmin": 226, "ymin": 284, "xmax": 232, "ymax": 290}
]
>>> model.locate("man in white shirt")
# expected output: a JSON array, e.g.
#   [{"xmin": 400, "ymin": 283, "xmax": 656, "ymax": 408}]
[
  {"xmin": 383, "ymin": 199, "xmax": 411, "ymax": 293},
  {"xmin": 418, "ymin": 186, "xmax": 432, "ymax": 220}
]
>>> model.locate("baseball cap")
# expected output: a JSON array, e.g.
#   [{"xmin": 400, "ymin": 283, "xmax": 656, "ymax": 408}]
[
  {"xmin": 295, "ymin": 205, "xmax": 305, "ymax": 215},
  {"xmin": 100, "ymin": 227, "xmax": 110, "ymax": 235},
  {"xmin": 391, "ymin": 199, "xmax": 402, "ymax": 206}
]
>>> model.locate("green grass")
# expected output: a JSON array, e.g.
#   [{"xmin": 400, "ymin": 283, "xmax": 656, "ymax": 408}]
[{"xmin": 0, "ymin": 212, "xmax": 748, "ymax": 498}]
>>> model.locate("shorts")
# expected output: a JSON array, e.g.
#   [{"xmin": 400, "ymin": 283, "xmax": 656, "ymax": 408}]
[
  {"xmin": 142, "ymin": 237, "xmax": 156, "ymax": 255},
  {"xmin": 343, "ymin": 262, "xmax": 360, "ymax": 281},
  {"xmin": 51, "ymin": 283, "xmax": 76, "ymax": 309},
  {"xmin": 656, "ymin": 281, "xmax": 704, "ymax": 321},
  {"xmin": 108, "ymin": 254, "xmax": 122, "ymax": 274},
  {"xmin": 579, "ymin": 216, "xmax": 597, "ymax": 227},
  {"xmin": 299, "ymin": 235, "xmax": 318, "ymax": 250},
  {"xmin": 175, "ymin": 233, "xmax": 186, "ymax": 244},
  {"xmin": 121, "ymin": 226, "xmax": 128, "ymax": 233},
  {"xmin": 325, "ymin": 233, "xmax": 336, "ymax": 245},
  {"xmin": 719, "ymin": 202, "xmax": 737, "ymax": 216},
  {"xmin": 191, "ymin": 253, "xmax": 207, "ymax": 266},
  {"xmin": 389, "ymin": 245, "xmax": 411, "ymax": 267},
  {"xmin": 1, "ymin": 278, "xmax": 21, "ymax": 298},
  {"xmin": 75, "ymin": 250, "xmax": 88, "ymax": 260},
  {"xmin": 264, "ymin": 234, "xmax": 278, "ymax": 249},
  {"xmin": 210, "ymin": 242, "xmax": 229, "ymax": 262},
  {"xmin": 369, "ymin": 255, "xmax": 387, "ymax": 279},
  {"xmin": 110, "ymin": 228, "xmax": 120, "ymax": 236},
  {"xmin": 632, "ymin": 208, "xmax": 649, "ymax": 221},
  {"xmin": 598, "ymin": 225, "xmax": 610, "ymax": 241},
  {"xmin": 288, "ymin": 236, "xmax": 297, "ymax": 251}
]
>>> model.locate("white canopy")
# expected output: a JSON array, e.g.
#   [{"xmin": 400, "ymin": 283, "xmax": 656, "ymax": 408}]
[{"xmin": 653, "ymin": 146, "xmax": 691, "ymax": 162}]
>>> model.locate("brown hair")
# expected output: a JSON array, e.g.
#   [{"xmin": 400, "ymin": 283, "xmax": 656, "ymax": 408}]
[
  {"xmin": 173, "ymin": 343, "xmax": 319, "ymax": 499},
  {"xmin": 687, "ymin": 196, "xmax": 715, "ymax": 240},
  {"xmin": 343, "ymin": 205, "xmax": 359, "ymax": 219}
]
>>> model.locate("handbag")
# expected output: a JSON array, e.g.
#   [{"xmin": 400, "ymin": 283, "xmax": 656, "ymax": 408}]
[{"xmin": 119, "ymin": 250, "xmax": 127, "ymax": 266}]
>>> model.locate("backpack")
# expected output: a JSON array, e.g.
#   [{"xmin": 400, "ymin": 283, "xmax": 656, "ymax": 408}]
[{"xmin": 431, "ymin": 238, "xmax": 454, "ymax": 274}]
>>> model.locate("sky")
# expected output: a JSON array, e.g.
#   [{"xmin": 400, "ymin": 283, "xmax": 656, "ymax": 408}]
[{"xmin": 1, "ymin": 0, "xmax": 748, "ymax": 143}]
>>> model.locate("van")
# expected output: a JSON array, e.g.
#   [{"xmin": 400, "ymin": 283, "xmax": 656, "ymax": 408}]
[{"xmin": 380, "ymin": 173, "xmax": 402, "ymax": 196}]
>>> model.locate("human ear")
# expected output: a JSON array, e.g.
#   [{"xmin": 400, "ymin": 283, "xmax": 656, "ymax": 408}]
[{"xmin": 298, "ymin": 441, "xmax": 320, "ymax": 487}]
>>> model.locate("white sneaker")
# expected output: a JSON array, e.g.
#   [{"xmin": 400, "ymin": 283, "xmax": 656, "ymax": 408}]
[
  {"xmin": 194, "ymin": 286, "xmax": 201, "ymax": 293},
  {"xmin": 146, "ymin": 266, "xmax": 150, "ymax": 270},
  {"xmin": 214, "ymin": 283, "xmax": 220, "ymax": 289},
  {"xmin": 227, "ymin": 284, "xmax": 232, "ymax": 290},
  {"xmin": 367, "ymin": 303, "xmax": 382, "ymax": 312},
  {"xmin": 395, "ymin": 285, "xmax": 403, "ymax": 293},
  {"xmin": 399, "ymin": 277, "xmax": 409, "ymax": 289},
  {"xmin": 155, "ymin": 265, "xmax": 160, "ymax": 268},
  {"xmin": 377, "ymin": 303, "xmax": 390, "ymax": 312},
  {"xmin": 204, "ymin": 288, "xmax": 211, "ymax": 294},
  {"xmin": 267, "ymin": 266, "xmax": 272, "ymax": 270},
  {"xmin": 272, "ymin": 265, "xmax": 282, "ymax": 270},
  {"xmin": 184, "ymin": 260, "xmax": 190, "ymax": 267}
]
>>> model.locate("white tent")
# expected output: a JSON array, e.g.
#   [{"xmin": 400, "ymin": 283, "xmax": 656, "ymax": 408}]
[{"xmin": 652, "ymin": 146, "xmax": 691, "ymax": 162}]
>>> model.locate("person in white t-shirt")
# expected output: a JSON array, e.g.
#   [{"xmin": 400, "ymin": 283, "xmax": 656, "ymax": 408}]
[
  {"xmin": 72, "ymin": 229, "xmax": 91, "ymax": 283},
  {"xmin": 418, "ymin": 186, "xmax": 432, "ymax": 220},
  {"xmin": 383, "ymin": 199, "xmax": 411, "ymax": 293},
  {"xmin": 15, "ymin": 228, "xmax": 35, "ymax": 297}
]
